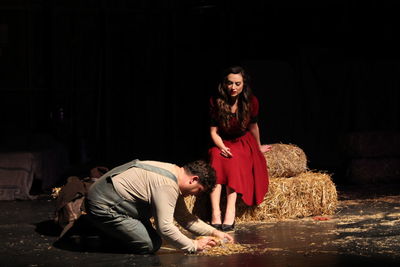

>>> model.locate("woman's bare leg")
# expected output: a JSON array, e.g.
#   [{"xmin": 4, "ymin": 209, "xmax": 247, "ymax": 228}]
[
  {"xmin": 210, "ymin": 184, "xmax": 222, "ymax": 224},
  {"xmin": 223, "ymin": 186, "xmax": 237, "ymax": 225}
]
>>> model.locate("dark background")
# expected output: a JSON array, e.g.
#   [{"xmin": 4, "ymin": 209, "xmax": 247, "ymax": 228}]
[{"xmin": 1, "ymin": 0, "xmax": 399, "ymax": 187}]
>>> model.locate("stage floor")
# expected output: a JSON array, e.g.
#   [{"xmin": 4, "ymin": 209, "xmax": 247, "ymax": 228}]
[{"xmin": 1, "ymin": 184, "xmax": 400, "ymax": 267}]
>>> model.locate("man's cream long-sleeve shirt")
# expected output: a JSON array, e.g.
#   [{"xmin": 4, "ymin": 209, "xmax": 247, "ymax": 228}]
[{"xmin": 112, "ymin": 160, "xmax": 215, "ymax": 253}]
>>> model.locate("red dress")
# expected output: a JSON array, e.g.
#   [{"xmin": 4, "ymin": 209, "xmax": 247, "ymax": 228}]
[{"xmin": 208, "ymin": 95, "xmax": 269, "ymax": 206}]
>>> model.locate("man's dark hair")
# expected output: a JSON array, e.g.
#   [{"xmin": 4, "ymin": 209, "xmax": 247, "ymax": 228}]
[{"xmin": 183, "ymin": 160, "xmax": 216, "ymax": 194}]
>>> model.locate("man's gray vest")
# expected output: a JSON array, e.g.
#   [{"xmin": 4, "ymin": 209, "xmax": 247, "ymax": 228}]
[{"xmin": 106, "ymin": 159, "xmax": 177, "ymax": 183}]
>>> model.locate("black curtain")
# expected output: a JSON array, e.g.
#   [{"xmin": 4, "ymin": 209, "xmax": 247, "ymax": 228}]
[{"xmin": 1, "ymin": 0, "xmax": 399, "ymax": 182}]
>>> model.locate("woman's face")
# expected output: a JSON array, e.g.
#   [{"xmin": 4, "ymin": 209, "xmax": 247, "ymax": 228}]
[{"xmin": 226, "ymin": 73, "xmax": 244, "ymax": 97}]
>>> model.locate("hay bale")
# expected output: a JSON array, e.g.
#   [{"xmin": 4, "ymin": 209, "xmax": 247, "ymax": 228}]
[
  {"xmin": 263, "ymin": 143, "xmax": 308, "ymax": 178},
  {"xmin": 235, "ymin": 172, "xmax": 338, "ymax": 222},
  {"xmin": 343, "ymin": 131, "xmax": 400, "ymax": 158},
  {"xmin": 186, "ymin": 171, "xmax": 338, "ymax": 222},
  {"xmin": 347, "ymin": 158, "xmax": 400, "ymax": 184},
  {"xmin": 184, "ymin": 195, "xmax": 197, "ymax": 213}
]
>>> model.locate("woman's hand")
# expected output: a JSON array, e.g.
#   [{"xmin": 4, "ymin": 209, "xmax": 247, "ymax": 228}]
[
  {"xmin": 260, "ymin": 144, "xmax": 272, "ymax": 153},
  {"xmin": 194, "ymin": 236, "xmax": 218, "ymax": 251},
  {"xmin": 220, "ymin": 147, "xmax": 233, "ymax": 158}
]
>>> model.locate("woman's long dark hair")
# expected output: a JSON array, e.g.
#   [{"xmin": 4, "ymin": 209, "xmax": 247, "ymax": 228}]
[{"xmin": 215, "ymin": 66, "xmax": 253, "ymax": 131}]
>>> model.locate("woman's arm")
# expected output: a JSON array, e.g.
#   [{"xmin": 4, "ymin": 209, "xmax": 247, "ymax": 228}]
[
  {"xmin": 210, "ymin": 126, "xmax": 233, "ymax": 158},
  {"xmin": 248, "ymin": 122, "xmax": 262, "ymax": 146},
  {"xmin": 249, "ymin": 122, "xmax": 271, "ymax": 152}
]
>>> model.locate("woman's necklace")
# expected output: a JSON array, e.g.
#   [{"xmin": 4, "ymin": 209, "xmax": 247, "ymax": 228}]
[
  {"xmin": 230, "ymin": 98, "xmax": 238, "ymax": 113},
  {"xmin": 230, "ymin": 103, "xmax": 239, "ymax": 120}
]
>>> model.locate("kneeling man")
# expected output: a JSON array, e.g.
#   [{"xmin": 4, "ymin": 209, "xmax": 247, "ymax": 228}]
[{"xmin": 85, "ymin": 159, "xmax": 233, "ymax": 254}]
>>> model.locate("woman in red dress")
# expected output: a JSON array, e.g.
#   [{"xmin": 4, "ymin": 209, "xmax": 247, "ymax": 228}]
[{"xmin": 208, "ymin": 66, "xmax": 271, "ymax": 231}]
